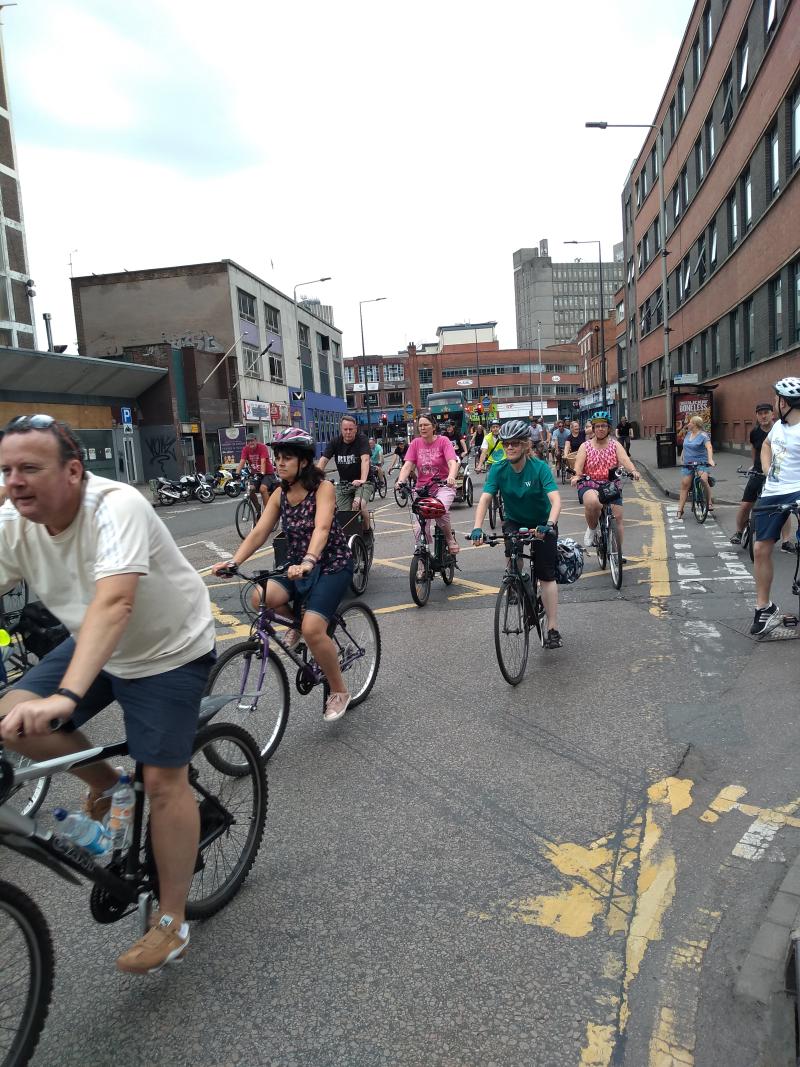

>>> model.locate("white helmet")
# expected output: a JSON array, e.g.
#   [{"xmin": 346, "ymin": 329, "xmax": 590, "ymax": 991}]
[{"xmin": 775, "ymin": 377, "xmax": 800, "ymax": 419}]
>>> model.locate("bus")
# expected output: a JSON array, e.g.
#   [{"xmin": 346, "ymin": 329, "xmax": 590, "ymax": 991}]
[{"xmin": 424, "ymin": 390, "xmax": 469, "ymax": 435}]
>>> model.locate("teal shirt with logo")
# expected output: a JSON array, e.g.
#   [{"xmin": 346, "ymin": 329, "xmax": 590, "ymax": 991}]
[{"xmin": 483, "ymin": 457, "xmax": 557, "ymax": 527}]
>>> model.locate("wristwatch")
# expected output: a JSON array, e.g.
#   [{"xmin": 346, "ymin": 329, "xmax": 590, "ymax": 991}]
[{"xmin": 55, "ymin": 687, "xmax": 82, "ymax": 706}]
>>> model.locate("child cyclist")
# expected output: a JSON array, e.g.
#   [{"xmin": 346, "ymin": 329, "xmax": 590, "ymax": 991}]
[
  {"xmin": 212, "ymin": 427, "xmax": 355, "ymax": 722},
  {"xmin": 469, "ymin": 419, "xmax": 564, "ymax": 649}
]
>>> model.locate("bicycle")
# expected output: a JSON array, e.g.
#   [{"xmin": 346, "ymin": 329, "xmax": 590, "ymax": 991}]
[
  {"xmin": 736, "ymin": 465, "xmax": 766, "ymax": 562},
  {"xmin": 555, "ymin": 451, "xmax": 570, "ymax": 485},
  {"xmin": 235, "ymin": 477, "xmax": 262, "ymax": 539},
  {"xmin": 577, "ymin": 469, "xmax": 634, "ymax": 590},
  {"xmin": 397, "ymin": 479, "xmax": 458, "ymax": 607},
  {"xmin": 684, "ymin": 461, "xmax": 712, "ymax": 524},
  {"xmin": 393, "ymin": 470, "xmax": 415, "ymax": 508},
  {"xmin": 204, "ymin": 563, "xmax": 381, "ymax": 765},
  {"xmin": 472, "ymin": 528, "xmax": 552, "ymax": 686},
  {"xmin": 369, "ymin": 464, "xmax": 388, "ymax": 499},
  {"xmin": 0, "ymin": 695, "xmax": 267, "ymax": 1067}
]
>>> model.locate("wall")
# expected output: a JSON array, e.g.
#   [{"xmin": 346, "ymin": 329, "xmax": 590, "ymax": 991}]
[{"xmin": 139, "ymin": 424, "xmax": 181, "ymax": 480}]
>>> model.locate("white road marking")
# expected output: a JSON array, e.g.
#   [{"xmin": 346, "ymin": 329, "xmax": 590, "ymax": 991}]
[{"xmin": 732, "ymin": 816, "xmax": 784, "ymax": 861}]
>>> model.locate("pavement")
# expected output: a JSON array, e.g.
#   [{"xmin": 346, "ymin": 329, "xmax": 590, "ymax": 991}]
[{"xmin": 627, "ymin": 437, "xmax": 750, "ymax": 507}]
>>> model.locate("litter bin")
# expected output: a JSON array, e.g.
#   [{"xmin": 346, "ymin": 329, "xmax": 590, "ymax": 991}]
[{"xmin": 655, "ymin": 430, "xmax": 677, "ymax": 469}]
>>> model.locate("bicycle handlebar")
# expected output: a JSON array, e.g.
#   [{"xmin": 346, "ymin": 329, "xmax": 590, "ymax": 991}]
[
  {"xmin": 737, "ymin": 465, "xmax": 765, "ymax": 478},
  {"xmin": 215, "ymin": 562, "xmax": 289, "ymax": 582}
]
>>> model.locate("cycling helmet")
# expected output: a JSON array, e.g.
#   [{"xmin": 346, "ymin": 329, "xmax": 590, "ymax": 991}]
[
  {"xmin": 273, "ymin": 427, "xmax": 315, "ymax": 456},
  {"xmin": 554, "ymin": 537, "xmax": 585, "ymax": 585},
  {"xmin": 590, "ymin": 410, "xmax": 611, "ymax": 424},
  {"xmin": 775, "ymin": 378, "xmax": 800, "ymax": 401},
  {"xmin": 414, "ymin": 496, "xmax": 446, "ymax": 519},
  {"xmin": 498, "ymin": 419, "xmax": 532, "ymax": 442}
]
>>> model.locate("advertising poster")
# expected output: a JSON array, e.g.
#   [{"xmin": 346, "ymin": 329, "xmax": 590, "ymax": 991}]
[
  {"xmin": 674, "ymin": 391, "xmax": 713, "ymax": 446},
  {"xmin": 218, "ymin": 425, "xmax": 247, "ymax": 467}
]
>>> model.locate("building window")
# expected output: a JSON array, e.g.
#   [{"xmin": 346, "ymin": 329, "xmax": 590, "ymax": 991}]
[
  {"xmin": 654, "ymin": 215, "xmax": 661, "ymax": 252},
  {"xmin": 655, "ymin": 285, "xmax": 664, "ymax": 325},
  {"xmin": 711, "ymin": 323, "xmax": 720, "ymax": 373},
  {"xmin": 722, "ymin": 68, "xmax": 734, "ymax": 132},
  {"xmin": 658, "ymin": 356, "xmax": 666, "ymax": 389},
  {"xmin": 383, "ymin": 362, "xmax": 405, "ymax": 382},
  {"xmin": 768, "ymin": 125, "xmax": 780, "ymax": 196},
  {"xmin": 730, "ymin": 308, "xmax": 741, "ymax": 367},
  {"xmin": 742, "ymin": 169, "xmax": 752, "ymax": 229},
  {"xmin": 738, "ymin": 34, "xmax": 749, "ymax": 96},
  {"xmin": 701, "ymin": 331, "xmax": 708, "ymax": 377},
  {"xmin": 651, "ymin": 144, "xmax": 658, "ymax": 179},
  {"xmin": 642, "ymin": 167, "xmax": 649, "ymax": 197},
  {"xmin": 386, "ymin": 390, "xmax": 404, "ymax": 406},
  {"xmin": 677, "ymin": 264, "xmax": 684, "ymax": 307},
  {"xmin": 681, "ymin": 166, "xmax": 689, "ymax": 208},
  {"xmin": 696, "ymin": 235, "xmax": 707, "ymax": 285},
  {"xmin": 703, "ymin": 2, "xmax": 713, "ymax": 54},
  {"xmin": 344, "ymin": 364, "xmax": 355, "ymax": 384},
  {"xmin": 673, "ymin": 183, "xmax": 681, "ymax": 223},
  {"xmin": 669, "ymin": 100, "xmax": 676, "ymax": 139},
  {"xmin": 237, "ymin": 289, "xmax": 256, "ymax": 323},
  {"xmin": 298, "ymin": 323, "xmax": 312, "ymax": 391},
  {"xmin": 298, "ymin": 322, "xmax": 310, "ymax": 348},
  {"xmin": 269, "ymin": 351, "xmax": 284, "ymax": 383},
  {"xmin": 706, "ymin": 117, "xmax": 716, "ymax": 161},
  {"xmin": 793, "ymin": 87, "xmax": 800, "ymax": 167},
  {"xmin": 765, "ymin": 0, "xmax": 777, "ymax": 35},
  {"xmin": 627, "ymin": 257, "xmax": 634, "ymax": 286},
  {"xmin": 693, "ymin": 35, "xmax": 702, "ymax": 83},
  {"xmin": 635, "ymin": 179, "xmax": 641, "ymax": 209},
  {"xmin": 264, "ymin": 303, "xmax": 280, "ymax": 333},
  {"xmin": 709, "ymin": 219, "xmax": 718, "ymax": 268},
  {"xmin": 418, "ymin": 367, "xmax": 433, "ymax": 385},
  {"xmin": 770, "ymin": 276, "xmax": 783, "ymax": 351},
  {"xmin": 794, "ymin": 260, "xmax": 800, "ymax": 341},
  {"xmin": 243, "ymin": 343, "xmax": 263, "ymax": 379},
  {"xmin": 695, "ymin": 137, "xmax": 705, "ymax": 183},
  {"xmin": 728, "ymin": 190, "xmax": 739, "ymax": 246},
  {"xmin": 643, "ymin": 232, "xmax": 650, "ymax": 267},
  {"xmin": 683, "ymin": 255, "xmax": 692, "ymax": 298},
  {"xmin": 744, "ymin": 299, "xmax": 755, "ymax": 363},
  {"xmin": 677, "ymin": 77, "xmax": 686, "ymax": 121}
]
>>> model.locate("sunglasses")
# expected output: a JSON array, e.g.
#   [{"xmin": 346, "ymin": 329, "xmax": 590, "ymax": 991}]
[
  {"xmin": 5, "ymin": 414, "xmax": 83, "ymax": 460},
  {"xmin": 504, "ymin": 439, "xmax": 526, "ymax": 447}
]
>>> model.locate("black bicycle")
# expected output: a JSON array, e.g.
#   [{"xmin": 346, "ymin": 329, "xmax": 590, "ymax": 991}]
[
  {"xmin": 473, "ymin": 528, "xmax": 552, "ymax": 686},
  {"xmin": 0, "ymin": 695, "xmax": 267, "ymax": 1067},
  {"xmin": 487, "ymin": 487, "xmax": 505, "ymax": 531},
  {"xmin": 397, "ymin": 479, "xmax": 458, "ymax": 607},
  {"xmin": 684, "ymin": 461, "xmax": 712, "ymax": 524},
  {"xmin": 393, "ymin": 470, "xmax": 415, "ymax": 508},
  {"xmin": 736, "ymin": 466, "xmax": 766, "ymax": 562},
  {"xmin": 205, "ymin": 563, "xmax": 381, "ymax": 765},
  {"xmin": 577, "ymin": 469, "xmax": 634, "ymax": 590}
]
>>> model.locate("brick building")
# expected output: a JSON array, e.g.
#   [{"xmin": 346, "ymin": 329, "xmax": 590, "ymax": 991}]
[
  {"xmin": 575, "ymin": 314, "xmax": 621, "ymax": 421},
  {"xmin": 344, "ymin": 353, "xmax": 411, "ymax": 433},
  {"xmin": 620, "ymin": 0, "xmax": 800, "ymax": 445}
]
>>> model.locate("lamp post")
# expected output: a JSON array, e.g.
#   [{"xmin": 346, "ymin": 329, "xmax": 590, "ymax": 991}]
[
  {"xmin": 293, "ymin": 276, "xmax": 331, "ymax": 428},
  {"xmin": 586, "ymin": 121, "xmax": 671, "ymax": 430},
  {"xmin": 474, "ymin": 328, "xmax": 483, "ymax": 424},
  {"xmin": 536, "ymin": 321, "xmax": 543, "ymax": 418},
  {"xmin": 566, "ymin": 239, "xmax": 607, "ymax": 410},
  {"xmin": 359, "ymin": 297, "xmax": 387, "ymax": 435}
]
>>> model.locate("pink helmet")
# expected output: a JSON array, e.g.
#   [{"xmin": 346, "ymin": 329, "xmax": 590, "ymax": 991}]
[{"xmin": 273, "ymin": 427, "xmax": 315, "ymax": 457}]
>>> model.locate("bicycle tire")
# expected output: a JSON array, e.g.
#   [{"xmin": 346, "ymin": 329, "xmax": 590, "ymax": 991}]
[
  {"xmin": 465, "ymin": 479, "xmax": 474, "ymax": 507},
  {"xmin": 203, "ymin": 642, "xmax": 289, "ymax": 768},
  {"xmin": 442, "ymin": 555, "xmax": 455, "ymax": 585},
  {"xmin": 1, "ymin": 581, "xmax": 29, "ymax": 627},
  {"xmin": 349, "ymin": 536, "xmax": 369, "ymax": 596},
  {"xmin": 745, "ymin": 518, "xmax": 755, "ymax": 562},
  {"xmin": 534, "ymin": 590, "xmax": 548, "ymax": 649},
  {"xmin": 235, "ymin": 498, "xmax": 258, "ymax": 540},
  {"xmin": 0, "ymin": 880, "xmax": 54, "ymax": 1067},
  {"xmin": 494, "ymin": 578, "xmax": 529, "ymax": 686},
  {"xmin": 376, "ymin": 477, "xmax": 387, "ymax": 499},
  {"xmin": 498, "ymin": 495, "xmax": 505, "ymax": 522},
  {"xmin": 608, "ymin": 514, "xmax": 623, "ymax": 589},
  {"xmin": 409, "ymin": 552, "xmax": 431, "ymax": 606},
  {"xmin": 393, "ymin": 482, "xmax": 408, "ymax": 508},
  {"xmin": 693, "ymin": 478, "xmax": 708, "ymax": 524},
  {"xmin": 596, "ymin": 513, "xmax": 608, "ymax": 569},
  {"xmin": 4, "ymin": 752, "xmax": 51, "ymax": 818},
  {"xmin": 488, "ymin": 495, "xmax": 498, "ymax": 530},
  {"xmin": 330, "ymin": 603, "xmax": 381, "ymax": 707}
]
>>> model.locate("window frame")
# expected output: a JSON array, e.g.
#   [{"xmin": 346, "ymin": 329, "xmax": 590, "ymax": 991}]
[
  {"xmin": 242, "ymin": 342, "xmax": 263, "ymax": 379},
  {"xmin": 237, "ymin": 289, "xmax": 256, "ymax": 324}
]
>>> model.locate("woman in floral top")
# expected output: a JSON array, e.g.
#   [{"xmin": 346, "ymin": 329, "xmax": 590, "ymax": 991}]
[{"xmin": 212, "ymin": 428, "xmax": 355, "ymax": 722}]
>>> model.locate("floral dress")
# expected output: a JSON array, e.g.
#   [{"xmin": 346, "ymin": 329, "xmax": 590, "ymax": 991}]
[{"xmin": 280, "ymin": 489, "xmax": 351, "ymax": 573}]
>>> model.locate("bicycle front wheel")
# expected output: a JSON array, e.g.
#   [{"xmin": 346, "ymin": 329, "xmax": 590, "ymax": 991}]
[
  {"xmin": 498, "ymin": 495, "xmax": 506, "ymax": 522},
  {"xmin": 596, "ymin": 515, "xmax": 608, "ymax": 569},
  {"xmin": 4, "ymin": 752, "xmax": 51, "ymax": 817},
  {"xmin": 0, "ymin": 880, "xmax": 54, "ymax": 1067},
  {"xmin": 693, "ymin": 479, "xmax": 709, "ymax": 523},
  {"xmin": 331, "ymin": 603, "xmax": 381, "ymax": 707},
  {"xmin": 180, "ymin": 722, "xmax": 267, "ymax": 920},
  {"xmin": 494, "ymin": 578, "xmax": 530, "ymax": 686},
  {"xmin": 349, "ymin": 536, "xmax": 369, "ymax": 596},
  {"xmin": 377, "ymin": 477, "xmax": 387, "ymax": 499},
  {"xmin": 410, "ymin": 552, "xmax": 431, "ymax": 606},
  {"xmin": 488, "ymin": 495, "xmax": 498, "ymax": 530},
  {"xmin": 235, "ymin": 498, "xmax": 258, "ymax": 539},
  {"xmin": 394, "ymin": 482, "xmax": 408, "ymax": 508},
  {"xmin": 204, "ymin": 642, "xmax": 290, "ymax": 767},
  {"xmin": 608, "ymin": 515, "xmax": 623, "ymax": 589}
]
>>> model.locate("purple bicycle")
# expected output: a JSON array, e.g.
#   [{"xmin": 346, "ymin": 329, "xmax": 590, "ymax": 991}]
[{"xmin": 204, "ymin": 564, "xmax": 381, "ymax": 770}]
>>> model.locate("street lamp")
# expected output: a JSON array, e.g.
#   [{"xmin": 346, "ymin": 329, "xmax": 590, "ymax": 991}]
[
  {"xmin": 359, "ymin": 297, "xmax": 387, "ymax": 435},
  {"xmin": 566, "ymin": 239, "xmax": 607, "ymax": 410},
  {"xmin": 293, "ymin": 276, "xmax": 331, "ymax": 428},
  {"xmin": 536, "ymin": 321, "xmax": 544, "ymax": 418},
  {"xmin": 473, "ymin": 328, "xmax": 484, "ymax": 424},
  {"xmin": 586, "ymin": 120, "xmax": 672, "ymax": 431}
]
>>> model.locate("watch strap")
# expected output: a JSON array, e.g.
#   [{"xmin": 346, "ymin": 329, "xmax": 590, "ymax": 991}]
[{"xmin": 56, "ymin": 687, "xmax": 82, "ymax": 705}]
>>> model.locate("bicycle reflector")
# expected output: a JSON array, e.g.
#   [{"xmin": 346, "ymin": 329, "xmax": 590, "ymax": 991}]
[{"xmin": 414, "ymin": 497, "xmax": 446, "ymax": 519}]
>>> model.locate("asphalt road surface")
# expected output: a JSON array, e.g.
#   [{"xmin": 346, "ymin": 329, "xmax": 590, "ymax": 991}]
[{"xmin": 6, "ymin": 463, "xmax": 800, "ymax": 1067}]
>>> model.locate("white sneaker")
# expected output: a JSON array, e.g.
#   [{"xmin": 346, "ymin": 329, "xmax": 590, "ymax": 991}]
[{"xmin": 583, "ymin": 526, "xmax": 596, "ymax": 549}]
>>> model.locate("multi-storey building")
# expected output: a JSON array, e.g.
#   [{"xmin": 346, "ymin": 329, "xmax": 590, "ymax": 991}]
[
  {"xmin": 575, "ymin": 314, "xmax": 622, "ymax": 421},
  {"xmin": 344, "ymin": 354, "xmax": 411, "ymax": 433},
  {"xmin": 513, "ymin": 239, "xmax": 624, "ymax": 349},
  {"xmin": 621, "ymin": 0, "xmax": 799, "ymax": 444}
]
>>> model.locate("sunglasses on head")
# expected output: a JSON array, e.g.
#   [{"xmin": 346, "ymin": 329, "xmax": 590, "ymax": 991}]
[{"xmin": 5, "ymin": 414, "xmax": 83, "ymax": 460}]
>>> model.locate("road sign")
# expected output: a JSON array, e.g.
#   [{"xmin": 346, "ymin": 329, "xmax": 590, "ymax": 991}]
[
  {"xmin": 673, "ymin": 373, "xmax": 699, "ymax": 384},
  {"xmin": 405, "ymin": 404, "xmax": 414, "ymax": 415},
  {"xmin": 291, "ymin": 390, "xmax": 304, "ymax": 403},
  {"xmin": 120, "ymin": 406, "xmax": 132, "ymax": 426},
  {"xmin": 123, "ymin": 423, "xmax": 134, "ymax": 436},
  {"xmin": 483, "ymin": 395, "xmax": 491, "ymax": 406}
]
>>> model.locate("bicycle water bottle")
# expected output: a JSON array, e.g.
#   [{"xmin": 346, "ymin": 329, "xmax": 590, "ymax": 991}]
[
  {"xmin": 53, "ymin": 808, "xmax": 111, "ymax": 856},
  {"xmin": 107, "ymin": 774, "xmax": 135, "ymax": 852}
]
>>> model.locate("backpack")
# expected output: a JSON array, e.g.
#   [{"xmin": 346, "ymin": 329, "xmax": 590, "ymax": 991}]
[{"xmin": 17, "ymin": 602, "xmax": 70, "ymax": 660}]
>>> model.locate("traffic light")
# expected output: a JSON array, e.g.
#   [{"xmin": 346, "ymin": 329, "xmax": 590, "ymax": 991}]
[{"xmin": 477, "ymin": 404, "xmax": 483, "ymax": 415}]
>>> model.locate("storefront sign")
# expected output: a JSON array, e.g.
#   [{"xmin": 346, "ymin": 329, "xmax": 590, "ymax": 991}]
[
  {"xmin": 243, "ymin": 399, "xmax": 271, "ymax": 421},
  {"xmin": 456, "ymin": 379, "xmax": 474, "ymax": 386}
]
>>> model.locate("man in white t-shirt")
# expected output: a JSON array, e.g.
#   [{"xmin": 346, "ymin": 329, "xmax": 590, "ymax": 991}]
[
  {"xmin": 0, "ymin": 416, "xmax": 216, "ymax": 973},
  {"xmin": 750, "ymin": 378, "xmax": 800, "ymax": 635}
]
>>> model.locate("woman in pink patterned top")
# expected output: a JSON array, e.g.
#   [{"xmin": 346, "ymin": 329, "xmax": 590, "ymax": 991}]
[
  {"xmin": 569, "ymin": 411, "xmax": 640, "ymax": 554},
  {"xmin": 397, "ymin": 413, "xmax": 461, "ymax": 553}
]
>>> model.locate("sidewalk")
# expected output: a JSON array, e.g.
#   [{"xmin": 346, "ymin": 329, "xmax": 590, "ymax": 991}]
[{"xmin": 631, "ymin": 437, "xmax": 748, "ymax": 506}]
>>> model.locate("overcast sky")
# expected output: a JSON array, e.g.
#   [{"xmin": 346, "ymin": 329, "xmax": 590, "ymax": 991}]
[{"xmin": 5, "ymin": 0, "xmax": 691, "ymax": 358}]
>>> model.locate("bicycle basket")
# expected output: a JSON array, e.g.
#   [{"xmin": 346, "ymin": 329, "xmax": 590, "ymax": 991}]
[
  {"xmin": 414, "ymin": 497, "xmax": 446, "ymax": 519},
  {"xmin": 597, "ymin": 482, "xmax": 622, "ymax": 505},
  {"xmin": 555, "ymin": 538, "xmax": 585, "ymax": 585}
]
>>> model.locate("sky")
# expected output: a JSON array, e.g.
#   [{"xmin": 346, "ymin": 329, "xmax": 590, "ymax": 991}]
[{"xmin": 4, "ymin": 0, "xmax": 692, "ymax": 358}]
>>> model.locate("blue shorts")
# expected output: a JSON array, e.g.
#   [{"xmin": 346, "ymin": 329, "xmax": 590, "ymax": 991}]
[
  {"xmin": 681, "ymin": 464, "xmax": 709, "ymax": 476},
  {"xmin": 271, "ymin": 564, "xmax": 354, "ymax": 623},
  {"xmin": 753, "ymin": 491, "xmax": 800, "ymax": 543},
  {"xmin": 12, "ymin": 638, "xmax": 216, "ymax": 767}
]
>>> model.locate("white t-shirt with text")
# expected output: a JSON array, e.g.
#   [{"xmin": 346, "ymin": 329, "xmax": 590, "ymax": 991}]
[{"xmin": 762, "ymin": 419, "xmax": 800, "ymax": 499}]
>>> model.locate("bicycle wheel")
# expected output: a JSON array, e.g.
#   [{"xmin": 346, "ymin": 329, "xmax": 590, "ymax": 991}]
[
  {"xmin": 608, "ymin": 514, "xmax": 623, "ymax": 589},
  {"xmin": 203, "ymin": 642, "xmax": 289, "ymax": 768},
  {"xmin": 349, "ymin": 536, "xmax": 369, "ymax": 596},
  {"xmin": 498, "ymin": 495, "xmax": 506, "ymax": 522},
  {"xmin": 376, "ymin": 476, "xmax": 387, "ymax": 499},
  {"xmin": 442, "ymin": 555, "xmax": 455, "ymax": 585},
  {"xmin": 409, "ymin": 552, "xmax": 431, "ymax": 606},
  {"xmin": 394, "ymin": 482, "xmax": 408, "ymax": 508},
  {"xmin": 534, "ymin": 588, "xmax": 548, "ymax": 648},
  {"xmin": 0, "ymin": 880, "xmax": 54, "ymax": 1067},
  {"xmin": 693, "ymin": 479, "xmax": 708, "ymax": 524},
  {"xmin": 596, "ymin": 513, "xmax": 608, "ymax": 569},
  {"xmin": 1, "ymin": 582, "xmax": 28, "ymax": 626},
  {"xmin": 494, "ymin": 578, "xmax": 529, "ymax": 686},
  {"xmin": 465, "ymin": 479, "xmax": 474, "ymax": 507},
  {"xmin": 488, "ymin": 495, "xmax": 498, "ymax": 530},
  {"xmin": 330, "ymin": 603, "xmax": 381, "ymax": 707},
  {"xmin": 745, "ymin": 517, "xmax": 755, "ymax": 562},
  {"xmin": 4, "ymin": 752, "xmax": 51, "ymax": 818},
  {"xmin": 235, "ymin": 498, "xmax": 258, "ymax": 540},
  {"xmin": 183, "ymin": 722, "xmax": 268, "ymax": 921}
]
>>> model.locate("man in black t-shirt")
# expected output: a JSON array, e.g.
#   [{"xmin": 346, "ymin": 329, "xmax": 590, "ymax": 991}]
[
  {"xmin": 731, "ymin": 403, "xmax": 774, "ymax": 545},
  {"xmin": 317, "ymin": 414, "xmax": 373, "ymax": 530},
  {"xmin": 387, "ymin": 439, "xmax": 409, "ymax": 475},
  {"xmin": 444, "ymin": 421, "xmax": 468, "ymax": 460},
  {"xmin": 616, "ymin": 416, "xmax": 633, "ymax": 455}
]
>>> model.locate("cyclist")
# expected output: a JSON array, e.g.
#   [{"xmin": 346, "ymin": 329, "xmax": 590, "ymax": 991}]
[
  {"xmin": 317, "ymin": 414, "xmax": 373, "ymax": 534},
  {"xmin": 236, "ymin": 433, "xmax": 276, "ymax": 511},
  {"xmin": 616, "ymin": 416, "xmax": 633, "ymax": 455},
  {"xmin": 563, "ymin": 420, "xmax": 586, "ymax": 472},
  {"xmin": 0, "ymin": 415, "xmax": 216, "ymax": 974},
  {"xmin": 443, "ymin": 420, "xmax": 469, "ymax": 460},
  {"xmin": 477, "ymin": 419, "xmax": 505, "ymax": 472},
  {"xmin": 386, "ymin": 438, "xmax": 409, "ymax": 477},
  {"xmin": 213, "ymin": 427, "xmax": 355, "ymax": 717},
  {"xmin": 570, "ymin": 411, "xmax": 640, "ymax": 554},
  {"xmin": 749, "ymin": 377, "xmax": 800, "ymax": 636},
  {"xmin": 470, "ymin": 420, "xmax": 563, "ymax": 649},
  {"xmin": 551, "ymin": 420, "xmax": 571, "ymax": 467},
  {"xmin": 471, "ymin": 421, "xmax": 485, "ymax": 457},
  {"xmin": 368, "ymin": 437, "xmax": 386, "ymax": 490},
  {"xmin": 529, "ymin": 416, "xmax": 548, "ymax": 459},
  {"xmin": 730, "ymin": 403, "xmax": 789, "ymax": 547},
  {"xmin": 675, "ymin": 416, "xmax": 715, "ymax": 519},
  {"xmin": 397, "ymin": 412, "xmax": 460, "ymax": 554}
]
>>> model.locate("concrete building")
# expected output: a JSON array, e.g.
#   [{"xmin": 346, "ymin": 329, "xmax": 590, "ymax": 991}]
[
  {"xmin": 621, "ymin": 0, "xmax": 800, "ymax": 445},
  {"xmin": 0, "ymin": 19, "xmax": 35, "ymax": 350},
  {"xmin": 71, "ymin": 261, "xmax": 346, "ymax": 455},
  {"xmin": 513, "ymin": 239, "xmax": 624, "ymax": 349}
]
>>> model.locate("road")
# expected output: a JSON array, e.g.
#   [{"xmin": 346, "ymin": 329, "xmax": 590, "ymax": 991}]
[{"xmin": 8, "ymin": 465, "xmax": 800, "ymax": 1066}]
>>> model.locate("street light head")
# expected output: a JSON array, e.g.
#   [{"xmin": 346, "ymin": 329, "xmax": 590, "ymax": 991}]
[
  {"xmin": 320, "ymin": 276, "xmax": 331, "ymax": 282},
  {"xmin": 585, "ymin": 121, "xmax": 608, "ymax": 129}
]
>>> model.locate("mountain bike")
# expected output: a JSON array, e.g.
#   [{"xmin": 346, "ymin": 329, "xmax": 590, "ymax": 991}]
[
  {"xmin": 473, "ymin": 528, "xmax": 552, "ymax": 686},
  {"xmin": 0, "ymin": 695, "xmax": 267, "ymax": 1067},
  {"xmin": 684, "ymin": 461, "xmax": 712, "ymax": 524},
  {"xmin": 204, "ymin": 563, "xmax": 381, "ymax": 765},
  {"xmin": 397, "ymin": 479, "xmax": 458, "ymax": 607},
  {"xmin": 577, "ymin": 469, "xmax": 634, "ymax": 590}
]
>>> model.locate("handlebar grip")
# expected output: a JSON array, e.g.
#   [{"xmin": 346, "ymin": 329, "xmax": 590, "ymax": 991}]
[{"xmin": 217, "ymin": 563, "xmax": 239, "ymax": 577}]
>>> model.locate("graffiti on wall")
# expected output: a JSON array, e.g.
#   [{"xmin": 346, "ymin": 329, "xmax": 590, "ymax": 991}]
[{"xmin": 141, "ymin": 427, "xmax": 180, "ymax": 479}]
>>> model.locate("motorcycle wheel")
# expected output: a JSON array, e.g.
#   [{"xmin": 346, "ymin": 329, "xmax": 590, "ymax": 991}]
[
  {"xmin": 224, "ymin": 482, "xmax": 241, "ymax": 498},
  {"xmin": 197, "ymin": 486, "xmax": 215, "ymax": 504},
  {"xmin": 158, "ymin": 493, "xmax": 175, "ymax": 506}
]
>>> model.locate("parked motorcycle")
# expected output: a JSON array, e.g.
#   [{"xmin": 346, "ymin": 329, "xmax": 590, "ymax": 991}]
[
  {"xmin": 155, "ymin": 474, "xmax": 215, "ymax": 505},
  {"xmin": 208, "ymin": 466, "xmax": 242, "ymax": 498}
]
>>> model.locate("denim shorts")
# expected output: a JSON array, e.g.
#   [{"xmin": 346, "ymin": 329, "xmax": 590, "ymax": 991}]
[
  {"xmin": 753, "ymin": 491, "xmax": 800, "ymax": 543},
  {"xmin": 12, "ymin": 638, "xmax": 216, "ymax": 767},
  {"xmin": 270, "ymin": 563, "xmax": 354, "ymax": 623}
]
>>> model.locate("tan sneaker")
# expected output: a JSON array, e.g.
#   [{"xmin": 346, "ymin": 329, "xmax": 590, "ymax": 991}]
[
  {"xmin": 323, "ymin": 692, "xmax": 351, "ymax": 722},
  {"xmin": 116, "ymin": 915, "xmax": 189, "ymax": 974}
]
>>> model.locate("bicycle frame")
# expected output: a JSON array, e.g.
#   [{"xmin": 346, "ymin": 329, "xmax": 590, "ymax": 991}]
[{"xmin": 491, "ymin": 532, "xmax": 546, "ymax": 643}]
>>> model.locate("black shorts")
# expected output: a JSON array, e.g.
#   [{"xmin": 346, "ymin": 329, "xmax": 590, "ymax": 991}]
[
  {"xmin": 502, "ymin": 520, "xmax": 558, "ymax": 582},
  {"xmin": 741, "ymin": 472, "xmax": 764, "ymax": 504},
  {"xmin": 253, "ymin": 473, "xmax": 278, "ymax": 492}
]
